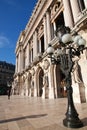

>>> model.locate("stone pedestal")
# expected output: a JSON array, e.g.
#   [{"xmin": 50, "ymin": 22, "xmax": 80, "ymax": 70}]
[{"xmin": 46, "ymin": 11, "xmax": 51, "ymax": 43}]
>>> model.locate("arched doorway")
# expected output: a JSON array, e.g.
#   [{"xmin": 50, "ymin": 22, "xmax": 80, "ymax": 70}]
[
  {"xmin": 56, "ymin": 65, "xmax": 67, "ymax": 98},
  {"xmin": 28, "ymin": 73, "xmax": 32, "ymax": 96},
  {"xmin": 39, "ymin": 68, "xmax": 44, "ymax": 97},
  {"xmin": 37, "ymin": 68, "xmax": 44, "ymax": 97}
]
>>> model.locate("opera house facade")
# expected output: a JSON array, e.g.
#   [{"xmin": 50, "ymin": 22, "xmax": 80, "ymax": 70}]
[{"xmin": 14, "ymin": 0, "xmax": 87, "ymax": 103}]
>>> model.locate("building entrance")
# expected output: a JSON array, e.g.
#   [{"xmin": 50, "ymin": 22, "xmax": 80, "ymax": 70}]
[
  {"xmin": 38, "ymin": 68, "xmax": 44, "ymax": 97},
  {"xmin": 56, "ymin": 65, "xmax": 67, "ymax": 98}
]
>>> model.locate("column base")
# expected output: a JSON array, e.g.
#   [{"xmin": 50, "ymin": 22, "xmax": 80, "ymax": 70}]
[
  {"xmin": 63, "ymin": 117, "xmax": 83, "ymax": 128},
  {"xmin": 49, "ymin": 87, "xmax": 54, "ymax": 99}
]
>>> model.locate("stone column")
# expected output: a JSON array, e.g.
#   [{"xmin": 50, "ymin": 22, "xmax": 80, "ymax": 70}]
[
  {"xmin": 39, "ymin": 39, "xmax": 41, "ymax": 53},
  {"xmin": 84, "ymin": 0, "xmax": 87, "ymax": 8},
  {"xmin": 70, "ymin": 0, "xmax": 80, "ymax": 23},
  {"xmin": 20, "ymin": 50, "xmax": 24, "ymax": 71},
  {"xmin": 33, "ymin": 31, "xmax": 37, "ymax": 58},
  {"xmin": 25, "ymin": 77, "xmax": 28, "ymax": 96},
  {"xmin": 23, "ymin": 50, "xmax": 25, "ymax": 69},
  {"xmin": 35, "ymin": 31, "xmax": 38, "ymax": 56},
  {"xmin": 26, "ymin": 44, "xmax": 29, "ymax": 67},
  {"xmin": 15, "ymin": 56, "xmax": 18, "ymax": 73},
  {"xmin": 24, "ymin": 48, "xmax": 27, "ymax": 68},
  {"xmin": 29, "ymin": 45, "xmax": 31, "ymax": 64},
  {"xmin": 48, "ymin": 65, "xmax": 55, "ymax": 99},
  {"xmin": 63, "ymin": 0, "xmax": 74, "ymax": 28},
  {"xmin": 46, "ymin": 11, "xmax": 51, "ymax": 43},
  {"xmin": 27, "ymin": 43, "xmax": 29, "ymax": 66},
  {"xmin": 43, "ymin": 16, "xmax": 47, "ymax": 50},
  {"xmin": 18, "ymin": 51, "xmax": 21, "ymax": 72},
  {"xmin": 17, "ymin": 54, "xmax": 19, "ymax": 72},
  {"xmin": 53, "ymin": 21, "xmax": 56, "ymax": 34}
]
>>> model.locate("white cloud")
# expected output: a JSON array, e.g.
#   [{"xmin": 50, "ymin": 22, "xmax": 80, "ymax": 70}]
[{"xmin": 0, "ymin": 35, "xmax": 10, "ymax": 48}]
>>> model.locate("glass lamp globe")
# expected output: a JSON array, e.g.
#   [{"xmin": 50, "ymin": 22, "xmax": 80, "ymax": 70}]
[
  {"xmin": 74, "ymin": 35, "xmax": 82, "ymax": 43},
  {"xmin": 47, "ymin": 44, "xmax": 54, "ymax": 55},
  {"xmin": 62, "ymin": 33, "xmax": 72, "ymax": 44},
  {"xmin": 78, "ymin": 38, "xmax": 86, "ymax": 46}
]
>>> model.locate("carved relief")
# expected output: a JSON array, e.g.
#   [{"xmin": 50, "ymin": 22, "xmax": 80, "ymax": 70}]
[
  {"xmin": 43, "ymin": 59, "xmax": 50, "ymax": 70},
  {"xmin": 31, "ymin": 68, "xmax": 35, "ymax": 76},
  {"xmin": 51, "ymin": 1, "xmax": 61, "ymax": 19},
  {"xmin": 38, "ymin": 22, "xmax": 44, "ymax": 37}
]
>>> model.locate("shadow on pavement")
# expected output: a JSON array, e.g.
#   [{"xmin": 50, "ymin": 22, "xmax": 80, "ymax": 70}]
[{"xmin": 0, "ymin": 114, "xmax": 47, "ymax": 124}]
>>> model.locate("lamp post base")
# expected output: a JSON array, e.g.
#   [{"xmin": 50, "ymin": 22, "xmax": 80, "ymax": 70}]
[{"xmin": 63, "ymin": 117, "xmax": 83, "ymax": 128}]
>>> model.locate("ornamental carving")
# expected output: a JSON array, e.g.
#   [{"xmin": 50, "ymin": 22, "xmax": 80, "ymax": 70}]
[
  {"xmin": 51, "ymin": 1, "xmax": 61, "ymax": 19},
  {"xmin": 38, "ymin": 23, "xmax": 44, "ymax": 37},
  {"xmin": 31, "ymin": 68, "xmax": 35, "ymax": 76},
  {"xmin": 43, "ymin": 59, "xmax": 50, "ymax": 70}
]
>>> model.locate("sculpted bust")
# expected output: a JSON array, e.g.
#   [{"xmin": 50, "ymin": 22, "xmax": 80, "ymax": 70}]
[{"xmin": 43, "ymin": 59, "xmax": 50, "ymax": 70}]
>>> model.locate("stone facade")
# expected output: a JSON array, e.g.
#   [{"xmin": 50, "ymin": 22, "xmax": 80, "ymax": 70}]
[{"xmin": 14, "ymin": 0, "xmax": 87, "ymax": 103}]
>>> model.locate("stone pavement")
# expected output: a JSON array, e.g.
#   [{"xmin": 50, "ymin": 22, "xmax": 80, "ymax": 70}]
[{"xmin": 0, "ymin": 95, "xmax": 87, "ymax": 130}]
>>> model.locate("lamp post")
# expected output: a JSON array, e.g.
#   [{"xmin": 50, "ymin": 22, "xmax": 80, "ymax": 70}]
[{"xmin": 47, "ymin": 26, "xmax": 86, "ymax": 128}]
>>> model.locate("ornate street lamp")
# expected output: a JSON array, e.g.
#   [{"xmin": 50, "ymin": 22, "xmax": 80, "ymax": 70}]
[{"xmin": 47, "ymin": 26, "xmax": 86, "ymax": 128}]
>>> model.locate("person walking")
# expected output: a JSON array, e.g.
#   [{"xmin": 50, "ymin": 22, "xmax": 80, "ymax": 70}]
[{"xmin": 7, "ymin": 86, "xmax": 12, "ymax": 99}]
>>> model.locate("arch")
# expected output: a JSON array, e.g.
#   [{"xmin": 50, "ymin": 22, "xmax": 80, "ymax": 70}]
[
  {"xmin": 54, "ymin": 64, "xmax": 66, "ymax": 98},
  {"xmin": 36, "ymin": 67, "xmax": 44, "ymax": 97}
]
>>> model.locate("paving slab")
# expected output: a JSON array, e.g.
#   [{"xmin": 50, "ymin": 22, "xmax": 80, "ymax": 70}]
[{"xmin": 0, "ymin": 95, "xmax": 87, "ymax": 130}]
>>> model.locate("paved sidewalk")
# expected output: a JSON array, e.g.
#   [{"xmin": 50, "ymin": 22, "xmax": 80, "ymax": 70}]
[{"xmin": 0, "ymin": 95, "xmax": 87, "ymax": 130}]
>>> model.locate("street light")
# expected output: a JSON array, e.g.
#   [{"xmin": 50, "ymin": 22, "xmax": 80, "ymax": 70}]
[{"xmin": 47, "ymin": 26, "xmax": 86, "ymax": 128}]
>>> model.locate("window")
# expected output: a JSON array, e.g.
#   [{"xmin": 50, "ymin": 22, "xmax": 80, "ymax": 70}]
[
  {"xmin": 31, "ymin": 48, "xmax": 33, "ymax": 61},
  {"xmin": 29, "ymin": 50, "xmax": 31, "ymax": 63},
  {"xmin": 78, "ymin": 0, "xmax": 85, "ymax": 11},
  {"xmin": 29, "ymin": 48, "xmax": 33, "ymax": 63},
  {"xmin": 55, "ymin": 12, "xmax": 65, "ymax": 30},
  {"xmin": 37, "ymin": 40, "xmax": 40, "ymax": 54},
  {"xmin": 52, "ymin": 12, "xmax": 65, "ymax": 37},
  {"xmin": 41, "ymin": 35, "xmax": 44, "ymax": 53}
]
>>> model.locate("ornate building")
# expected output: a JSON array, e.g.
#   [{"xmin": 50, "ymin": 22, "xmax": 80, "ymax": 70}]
[
  {"xmin": 0, "ymin": 61, "xmax": 15, "ymax": 95},
  {"xmin": 14, "ymin": 0, "xmax": 87, "ymax": 103}
]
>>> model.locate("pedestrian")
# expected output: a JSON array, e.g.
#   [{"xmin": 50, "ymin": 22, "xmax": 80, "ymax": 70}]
[{"xmin": 7, "ymin": 86, "xmax": 12, "ymax": 99}]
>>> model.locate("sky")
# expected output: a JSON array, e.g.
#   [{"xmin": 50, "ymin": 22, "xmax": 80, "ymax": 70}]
[{"xmin": 0, "ymin": 0, "xmax": 37, "ymax": 65}]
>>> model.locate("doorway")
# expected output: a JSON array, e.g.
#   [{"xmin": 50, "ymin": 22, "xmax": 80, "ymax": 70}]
[{"xmin": 38, "ymin": 68, "xmax": 44, "ymax": 97}]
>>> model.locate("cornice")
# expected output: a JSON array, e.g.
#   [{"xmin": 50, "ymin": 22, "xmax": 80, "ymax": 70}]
[
  {"xmin": 23, "ymin": 0, "xmax": 53, "ymax": 48},
  {"xmin": 25, "ymin": 0, "xmax": 44, "ymax": 31}
]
